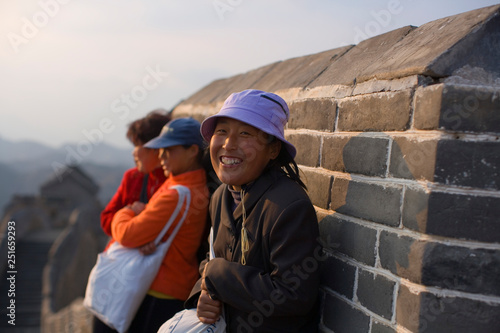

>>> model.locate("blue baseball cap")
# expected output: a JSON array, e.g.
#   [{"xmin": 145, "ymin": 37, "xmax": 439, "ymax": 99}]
[{"xmin": 144, "ymin": 117, "xmax": 204, "ymax": 149}]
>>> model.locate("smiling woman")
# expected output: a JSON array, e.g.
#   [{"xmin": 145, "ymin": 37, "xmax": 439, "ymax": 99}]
[{"xmin": 186, "ymin": 90, "xmax": 319, "ymax": 332}]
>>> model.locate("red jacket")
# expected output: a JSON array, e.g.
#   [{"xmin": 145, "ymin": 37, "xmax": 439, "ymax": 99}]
[
  {"xmin": 100, "ymin": 167, "xmax": 166, "ymax": 236},
  {"xmin": 111, "ymin": 168, "xmax": 209, "ymax": 300}
]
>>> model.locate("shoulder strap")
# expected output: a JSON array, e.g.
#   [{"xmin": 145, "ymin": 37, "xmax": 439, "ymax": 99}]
[
  {"xmin": 139, "ymin": 174, "xmax": 149, "ymax": 203},
  {"xmin": 209, "ymin": 227, "xmax": 215, "ymax": 260},
  {"xmin": 153, "ymin": 185, "xmax": 191, "ymax": 246}
]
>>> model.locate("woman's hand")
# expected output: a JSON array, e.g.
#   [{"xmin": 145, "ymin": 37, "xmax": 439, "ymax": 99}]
[
  {"xmin": 197, "ymin": 289, "xmax": 221, "ymax": 324},
  {"xmin": 197, "ymin": 264, "xmax": 221, "ymax": 324},
  {"xmin": 126, "ymin": 201, "xmax": 146, "ymax": 215}
]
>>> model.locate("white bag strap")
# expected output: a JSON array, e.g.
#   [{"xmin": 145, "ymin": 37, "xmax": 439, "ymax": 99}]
[
  {"xmin": 153, "ymin": 185, "xmax": 191, "ymax": 246},
  {"xmin": 209, "ymin": 227, "xmax": 215, "ymax": 260}
]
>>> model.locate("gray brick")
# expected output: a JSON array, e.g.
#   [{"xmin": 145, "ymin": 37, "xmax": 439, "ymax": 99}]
[
  {"xmin": 389, "ymin": 136, "xmax": 438, "ymax": 181},
  {"xmin": 439, "ymin": 85, "xmax": 500, "ymax": 132},
  {"xmin": 397, "ymin": 285, "xmax": 500, "ymax": 333},
  {"xmin": 320, "ymin": 135, "xmax": 350, "ymax": 173},
  {"xmin": 372, "ymin": 321, "xmax": 396, "ymax": 333},
  {"xmin": 337, "ymin": 91, "xmax": 412, "ymax": 131},
  {"xmin": 413, "ymin": 83, "xmax": 443, "ymax": 130},
  {"xmin": 403, "ymin": 187, "xmax": 500, "ymax": 243},
  {"xmin": 288, "ymin": 98, "xmax": 336, "ymax": 131},
  {"xmin": 287, "ymin": 133, "xmax": 321, "ymax": 167},
  {"xmin": 318, "ymin": 214, "xmax": 377, "ymax": 266},
  {"xmin": 322, "ymin": 294, "xmax": 370, "ymax": 333},
  {"xmin": 320, "ymin": 256, "xmax": 356, "ymax": 299},
  {"xmin": 301, "ymin": 169, "xmax": 333, "ymax": 210},
  {"xmin": 435, "ymin": 140, "xmax": 500, "ymax": 190},
  {"xmin": 401, "ymin": 187, "xmax": 429, "ymax": 233},
  {"xmin": 380, "ymin": 230, "xmax": 500, "ymax": 296},
  {"xmin": 421, "ymin": 243, "xmax": 500, "ymax": 296},
  {"xmin": 331, "ymin": 178, "xmax": 402, "ymax": 227},
  {"xmin": 415, "ymin": 84, "xmax": 500, "ymax": 133},
  {"xmin": 322, "ymin": 135, "xmax": 389, "ymax": 177},
  {"xmin": 356, "ymin": 269, "xmax": 396, "ymax": 320},
  {"xmin": 379, "ymin": 231, "xmax": 426, "ymax": 283}
]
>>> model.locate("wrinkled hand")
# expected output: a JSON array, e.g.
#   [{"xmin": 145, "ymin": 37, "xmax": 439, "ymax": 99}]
[
  {"xmin": 127, "ymin": 201, "xmax": 146, "ymax": 215},
  {"xmin": 197, "ymin": 264, "xmax": 221, "ymax": 324},
  {"xmin": 138, "ymin": 241, "xmax": 157, "ymax": 255},
  {"xmin": 197, "ymin": 290, "xmax": 221, "ymax": 324}
]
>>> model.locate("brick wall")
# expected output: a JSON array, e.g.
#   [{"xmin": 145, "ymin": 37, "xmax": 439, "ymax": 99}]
[{"xmin": 173, "ymin": 5, "xmax": 500, "ymax": 333}]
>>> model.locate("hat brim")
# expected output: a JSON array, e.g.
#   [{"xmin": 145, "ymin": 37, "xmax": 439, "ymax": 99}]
[
  {"xmin": 200, "ymin": 108, "xmax": 297, "ymax": 158},
  {"xmin": 143, "ymin": 136, "xmax": 187, "ymax": 149}
]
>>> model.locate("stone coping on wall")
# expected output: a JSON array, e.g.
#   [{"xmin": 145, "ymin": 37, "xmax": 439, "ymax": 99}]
[{"xmin": 172, "ymin": 4, "xmax": 500, "ymax": 120}]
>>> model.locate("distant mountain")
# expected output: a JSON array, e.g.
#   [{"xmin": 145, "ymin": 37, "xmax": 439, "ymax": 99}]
[
  {"xmin": 0, "ymin": 137, "xmax": 55, "ymax": 163},
  {"xmin": 0, "ymin": 138, "xmax": 134, "ymax": 214},
  {"xmin": 0, "ymin": 137, "xmax": 133, "ymax": 168}
]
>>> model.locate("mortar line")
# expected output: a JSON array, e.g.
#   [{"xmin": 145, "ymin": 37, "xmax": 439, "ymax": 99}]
[
  {"xmin": 391, "ymin": 279, "xmax": 400, "ymax": 323},
  {"xmin": 318, "ymin": 135, "xmax": 324, "ymax": 167},
  {"xmin": 385, "ymin": 135, "xmax": 394, "ymax": 179},
  {"xmin": 333, "ymin": 102, "xmax": 340, "ymax": 133},
  {"xmin": 352, "ymin": 266, "xmax": 359, "ymax": 303},
  {"xmin": 374, "ymin": 230, "xmax": 381, "ymax": 268},
  {"xmin": 291, "ymin": 128, "xmax": 500, "ymax": 142},
  {"xmin": 398, "ymin": 185, "xmax": 406, "ymax": 228},
  {"xmin": 400, "ymin": 278, "xmax": 500, "ymax": 304}
]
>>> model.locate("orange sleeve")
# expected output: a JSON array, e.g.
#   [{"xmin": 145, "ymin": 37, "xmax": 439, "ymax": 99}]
[{"xmin": 111, "ymin": 188, "xmax": 180, "ymax": 248}]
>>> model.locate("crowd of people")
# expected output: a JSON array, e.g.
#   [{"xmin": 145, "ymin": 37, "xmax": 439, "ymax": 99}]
[{"xmin": 90, "ymin": 89, "xmax": 321, "ymax": 332}]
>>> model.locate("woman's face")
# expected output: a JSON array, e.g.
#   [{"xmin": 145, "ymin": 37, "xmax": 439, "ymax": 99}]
[
  {"xmin": 132, "ymin": 145, "xmax": 161, "ymax": 174},
  {"xmin": 159, "ymin": 145, "xmax": 199, "ymax": 177},
  {"xmin": 210, "ymin": 117, "xmax": 281, "ymax": 190}
]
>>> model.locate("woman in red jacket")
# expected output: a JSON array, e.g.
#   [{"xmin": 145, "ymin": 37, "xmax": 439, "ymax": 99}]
[{"xmin": 100, "ymin": 110, "xmax": 171, "ymax": 239}]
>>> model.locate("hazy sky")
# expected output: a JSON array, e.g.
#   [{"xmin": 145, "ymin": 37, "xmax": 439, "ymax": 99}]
[{"xmin": 1, "ymin": 0, "xmax": 498, "ymax": 149}]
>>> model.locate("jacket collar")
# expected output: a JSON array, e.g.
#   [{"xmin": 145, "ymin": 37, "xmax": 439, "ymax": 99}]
[
  {"xmin": 150, "ymin": 166, "xmax": 167, "ymax": 181},
  {"xmin": 220, "ymin": 167, "xmax": 281, "ymax": 230}
]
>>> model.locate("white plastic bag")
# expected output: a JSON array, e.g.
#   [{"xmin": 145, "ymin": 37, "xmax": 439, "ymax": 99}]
[
  {"xmin": 84, "ymin": 185, "xmax": 190, "ymax": 333},
  {"xmin": 157, "ymin": 308, "xmax": 226, "ymax": 333}
]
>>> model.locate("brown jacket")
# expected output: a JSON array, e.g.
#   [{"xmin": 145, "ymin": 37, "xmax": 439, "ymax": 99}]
[{"xmin": 187, "ymin": 167, "xmax": 320, "ymax": 332}]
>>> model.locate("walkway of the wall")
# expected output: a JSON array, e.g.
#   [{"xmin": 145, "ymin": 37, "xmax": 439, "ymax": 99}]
[{"xmin": 173, "ymin": 5, "xmax": 500, "ymax": 333}]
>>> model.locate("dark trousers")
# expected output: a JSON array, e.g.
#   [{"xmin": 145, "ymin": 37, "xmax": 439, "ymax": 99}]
[{"xmin": 93, "ymin": 294, "xmax": 184, "ymax": 333}]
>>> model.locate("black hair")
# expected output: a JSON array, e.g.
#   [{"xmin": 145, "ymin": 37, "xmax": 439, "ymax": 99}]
[
  {"xmin": 270, "ymin": 141, "xmax": 307, "ymax": 190},
  {"xmin": 127, "ymin": 109, "xmax": 171, "ymax": 145},
  {"xmin": 181, "ymin": 144, "xmax": 221, "ymax": 195}
]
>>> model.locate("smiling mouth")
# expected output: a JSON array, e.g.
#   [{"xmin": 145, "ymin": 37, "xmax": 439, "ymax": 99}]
[{"xmin": 220, "ymin": 156, "xmax": 242, "ymax": 166}]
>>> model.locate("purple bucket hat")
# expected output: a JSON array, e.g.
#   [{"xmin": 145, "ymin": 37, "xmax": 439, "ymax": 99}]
[{"xmin": 200, "ymin": 89, "xmax": 297, "ymax": 158}]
